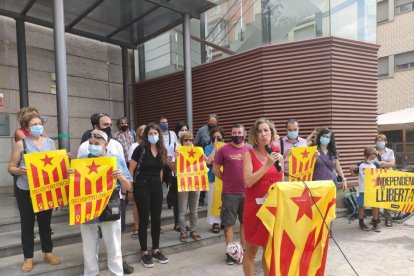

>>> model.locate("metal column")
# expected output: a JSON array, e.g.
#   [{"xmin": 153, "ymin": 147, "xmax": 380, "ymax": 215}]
[
  {"xmin": 182, "ymin": 13, "xmax": 193, "ymax": 131},
  {"xmin": 261, "ymin": 0, "xmax": 271, "ymax": 45},
  {"xmin": 16, "ymin": 19, "xmax": 29, "ymax": 108},
  {"xmin": 53, "ymin": 0, "xmax": 70, "ymax": 150},
  {"xmin": 121, "ymin": 46, "xmax": 130, "ymax": 121}
]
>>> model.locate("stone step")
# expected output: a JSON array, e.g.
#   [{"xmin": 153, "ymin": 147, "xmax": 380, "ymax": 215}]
[
  {"xmin": 0, "ymin": 202, "xmax": 208, "ymax": 259},
  {"xmin": 0, "ymin": 219, "xmax": 233, "ymax": 276}
]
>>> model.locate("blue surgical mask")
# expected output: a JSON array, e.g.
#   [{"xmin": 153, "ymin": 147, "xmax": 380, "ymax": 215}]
[
  {"xmin": 30, "ymin": 125, "xmax": 44, "ymax": 137},
  {"xmin": 148, "ymin": 135, "xmax": 159, "ymax": 144},
  {"xmin": 287, "ymin": 131, "xmax": 298, "ymax": 139},
  {"xmin": 376, "ymin": 142, "xmax": 385, "ymax": 149},
  {"xmin": 320, "ymin": 137, "xmax": 331, "ymax": 145},
  {"xmin": 88, "ymin": 144, "xmax": 102, "ymax": 156},
  {"xmin": 160, "ymin": 124, "xmax": 168, "ymax": 131}
]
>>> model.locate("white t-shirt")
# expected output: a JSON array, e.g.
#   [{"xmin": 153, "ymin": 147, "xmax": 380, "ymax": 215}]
[
  {"xmin": 358, "ymin": 162, "xmax": 378, "ymax": 191},
  {"xmin": 167, "ymin": 142, "xmax": 179, "ymax": 162},
  {"xmin": 77, "ymin": 139, "xmax": 125, "ymax": 163},
  {"xmin": 379, "ymin": 147, "xmax": 395, "ymax": 162},
  {"xmin": 162, "ymin": 131, "xmax": 178, "ymax": 149},
  {"xmin": 127, "ymin": 142, "xmax": 139, "ymax": 161}
]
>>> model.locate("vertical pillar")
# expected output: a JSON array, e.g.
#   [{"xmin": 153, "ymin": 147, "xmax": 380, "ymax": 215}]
[
  {"xmin": 121, "ymin": 46, "xmax": 130, "ymax": 121},
  {"xmin": 183, "ymin": 13, "xmax": 193, "ymax": 131},
  {"xmin": 357, "ymin": 0, "xmax": 365, "ymax": 41},
  {"xmin": 137, "ymin": 44, "xmax": 146, "ymax": 81},
  {"xmin": 315, "ymin": 12, "xmax": 323, "ymax": 37},
  {"xmin": 53, "ymin": 0, "xmax": 70, "ymax": 150},
  {"xmin": 261, "ymin": 0, "xmax": 271, "ymax": 44},
  {"xmin": 16, "ymin": 19, "xmax": 29, "ymax": 108},
  {"xmin": 200, "ymin": 12, "xmax": 207, "ymax": 64}
]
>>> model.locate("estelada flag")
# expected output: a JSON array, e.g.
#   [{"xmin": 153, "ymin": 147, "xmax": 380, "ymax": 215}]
[
  {"xmin": 289, "ymin": 146, "xmax": 317, "ymax": 182},
  {"xmin": 69, "ymin": 157, "xmax": 116, "ymax": 225},
  {"xmin": 176, "ymin": 145, "xmax": 209, "ymax": 192},
  {"xmin": 257, "ymin": 181, "xmax": 336, "ymax": 276},
  {"xmin": 24, "ymin": 150, "xmax": 69, "ymax": 213},
  {"xmin": 364, "ymin": 168, "xmax": 414, "ymax": 211},
  {"xmin": 210, "ymin": 142, "xmax": 225, "ymax": 216}
]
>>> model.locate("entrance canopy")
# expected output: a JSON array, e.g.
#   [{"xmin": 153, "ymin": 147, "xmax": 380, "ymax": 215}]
[
  {"xmin": 0, "ymin": 0, "xmax": 215, "ymax": 48},
  {"xmin": 378, "ymin": 107, "xmax": 414, "ymax": 131}
]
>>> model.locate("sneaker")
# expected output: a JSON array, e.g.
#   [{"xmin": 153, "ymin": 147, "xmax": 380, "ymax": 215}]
[
  {"xmin": 225, "ymin": 253, "xmax": 235, "ymax": 265},
  {"xmin": 152, "ymin": 251, "xmax": 169, "ymax": 264},
  {"xmin": 141, "ymin": 253, "xmax": 154, "ymax": 268},
  {"xmin": 372, "ymin": 220, "xmax": 381, "ymax": 232},
  {"xmin": 359, "ymin": 219, "xmax": 369, "ymax": 231}
]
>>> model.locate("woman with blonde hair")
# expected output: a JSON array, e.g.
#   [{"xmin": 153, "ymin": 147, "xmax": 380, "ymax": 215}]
[
  {"xmin": 8, "ymin": 112, "xmax": 61, "ymax": 272},
  {"xmin": 242, "ymin": 118, "xmax": 284, "ymax": 276}
]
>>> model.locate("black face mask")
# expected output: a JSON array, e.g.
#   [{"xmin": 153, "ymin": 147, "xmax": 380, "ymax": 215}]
[
  {"xmin": 208, "ymin": 124, "xmax": 215, "ymax": 130},
  {"xmin": 231, "ymin": 135, "xmax": 244, "ymax": 144},
  {"xmin": 101, "ymin": 126, "xmax": 112, "ymax": 138},
  {"xmin": 120, "ymin": 125, "xmax": 128, "ymax": 132}
]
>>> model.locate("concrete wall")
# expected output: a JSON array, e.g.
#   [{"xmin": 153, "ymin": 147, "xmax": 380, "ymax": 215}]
[{"xmin": 0, "ymin": 16, "xmax": 135, "ymax": 194}]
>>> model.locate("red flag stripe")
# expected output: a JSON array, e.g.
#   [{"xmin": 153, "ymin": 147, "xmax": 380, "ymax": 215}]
[
  {"xmin": 31, "ymin": 164, "xmax": 40, "ymax": 188},
  {"xmin": 194, "ymin": 175, "xmax": 200, "ymax": 191},
  {"xmin": 74, "ymin": 204, "xmax": 82, "ymax": 223},
  {"xmin": 42, "ymin": 170, "xmax": 50, "ymax": 185},
  {"xmin": 186, "ymin": 160, "xmax": 191, "ymax": 173},
  {"xmin": 316, "ymin": 231, "xmax": 331, "ymax": 275},
  {"xmin": 94, "ymin": 199, "xmax": 102, "ymax": 219},
  {"xmin": 52, "ymin": 167, "xmax": 59, "ymax": 182},
  {"xmin": 280, "ymin": 230, "xmax": 295, "ymax": 276},
  {"xmin": 74, "ymin": 170, "xmax": 81, "ymax": 197},
  {"xmin": 106, "ymin": 167, "xmax": 113, "ymax": 190},
  {"xmin": 192, "ymin": 160, "xmax": 198, "ymax": 172},
  {"xmin": 36, "ymin": 193, "xmax": 44, "ymax": 211},
  {"xmin": 199, "ymin": 155, "xmax": 205, "ymax": 170},
  {"xmin": 85, "ymin": 202, "xmax": 92, "ymax": 221},
  {"xmin": 180, "ymin": 177, "xmax": 186, "ymax": 191},
  {"xmin": 60, "ymin": 159, "xmax": 67, "ymax": 178},
  {"xmin": 179, "ymin": 153, "xmax": 185, "ymax": 173},
  {"xmin": 299, "ymin": 228, "xmax": 317, "ymax": 276},
  {"xmin": 64, "ymin": 184, "xmax": 69, "ymax": 199},
  {"xmin": 187, "ymin": 176, "xmax": 192, "ymax": 190},
  {"xmin": 45, "ymin": 191, "xmax": 54, "ymax": 209},
  {"xmin": 96, "ymin": 176, "xmax": 102, "ymax": 193},
  {"xmin": 85, "ymin": 177, "xmax": 92, "ymax": 195},
  {"xmin": 201, "ymin": 175, "xmax": 207, "ymax": 191},
  {"xmin": 291, "ymin": 155, "xmax": 297, "ymax": 174},
  {"xmin": 298, "ymin": 162, "xmax": 303, "ymax": 179},
  {"xmin": 55, "ymin": 188, "xmax": 64, "ymax": 206}
]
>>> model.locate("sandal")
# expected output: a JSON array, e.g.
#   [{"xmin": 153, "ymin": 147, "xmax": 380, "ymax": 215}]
[
  {"xmin": 131, "ymin": 229, "xmax": 139, "ymax": 240},
  {"xmin": 212, "ymin": 223, "xmax": 220, "ymax": 234},
  {"xmin": 385, "ymin": 219, "xmax": 393, "ymax": 227},
  {"xmin": 180, "ymin": 232, "xmax": 188, "ymax": 242},
  {"xmin": 123, "ymin": 261, "xmax": 134, "ymax": 274},
  {"xmin": 190, "ymin": 231, "xmax": 202, "ymax": 241},
  {"xmin": 174, "ymin": 224, "xmax": 181, "ymax": 232}
]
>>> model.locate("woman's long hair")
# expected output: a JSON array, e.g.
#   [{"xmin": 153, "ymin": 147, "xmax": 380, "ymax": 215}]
[
  {"xmin": 141, "ymin": 123, "xmax": 167, "ymax": 163},
  {"xmin": 316, "ymin": 128, "xmax": 338, "ymax": 156}
]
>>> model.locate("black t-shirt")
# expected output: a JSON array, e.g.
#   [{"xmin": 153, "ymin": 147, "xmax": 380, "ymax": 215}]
[{"xmin": 131, "ymin": 145, "xmax": 163, "ymax": 176}]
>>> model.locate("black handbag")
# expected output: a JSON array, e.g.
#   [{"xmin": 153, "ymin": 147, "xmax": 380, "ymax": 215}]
[{"xmin": 99, "ymin": 189, "xmax": 121, "ymax": 221}]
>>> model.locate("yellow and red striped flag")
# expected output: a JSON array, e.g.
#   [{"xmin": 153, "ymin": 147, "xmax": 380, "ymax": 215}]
[
  {"xmin": 257, "ymin": 180, "xmax": 336, "ymax": 276},
  {"xmin": 69, "ymin": 157, "xmax": 116, "ymax": 225},
  {"xmin": 289, "ymin": 146, "xmax": 317, "ymax": 182},
  {"xmin": 24, "ymin": 150, "xmax": 70, "ymax": 213},
  {"xmin": 210, "ymin": 142, "xmax": 225, "ymax": 216},
  {"xmin": 176, "ymin": 146, "xmax": 209, "ymax": 192},
  {"xmin": 364, "ymin": 168, "xmax": 414, "ymax": 211}
]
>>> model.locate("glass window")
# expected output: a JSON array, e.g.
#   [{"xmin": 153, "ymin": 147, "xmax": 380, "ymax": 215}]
[
  {"xmin": 395, "ymin": 0, "xmax": 414, "ymax": 14},
  {"xmin": 377, "ymin": 0, "xmax": 389, "ymax": 23},
  {"xmin": 395, "ymin": 51, "xmax": 414, "ymax": 71},
  {"xmin": 378, "ymin": 57, "xmax": 389, "ymax": 77}
]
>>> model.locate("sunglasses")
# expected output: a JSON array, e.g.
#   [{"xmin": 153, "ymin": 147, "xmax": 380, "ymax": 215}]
[
  {"xmin": 89, "ymin": 133, "xmax": 107, "ymax": 142},
  {"xmin": 183, "ymin": 138, "xmax": 194, "ymax": 142}
]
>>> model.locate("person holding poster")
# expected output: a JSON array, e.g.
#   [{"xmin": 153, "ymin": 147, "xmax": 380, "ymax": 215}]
[
  {"xmin": 8, "ymin": 112, "xmax": 61, "ymax": 273},
  {"xmin": 129, "ymin": 123, "xmax": 169, "ymax": 268},
  {"xmin": 242, "ymin": 118, "xmax": 284, "ymax": 276},
  {"xmin": 312, "ymin": 128, "xmax": 347, "ymax": 189},
  {"xmin": 205, "ymin": 126, "xmax": 225, "ymax": 234},
  {"xmin": 78, "ymin": 129, "xmax": 133, "ymax": 276},
  {"xmin": 213, "ymin": 123, "xmax": 250, "ymax": 265}
]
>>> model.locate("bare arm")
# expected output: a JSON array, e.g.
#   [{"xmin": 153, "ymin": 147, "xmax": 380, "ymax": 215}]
[
  {"xmin": 379, "ymin": 158, "xmax": 395, "ymax": 168},
  {"xmin": 112, "ymin": 169, "xmax": 132, "ymax": 193},
  {"xmin": 306, "ymin": 128, "xmax": 318, "ymax": 146},
  {"xmin": 243, "ymin": 151, "xmax": 282, "ymax": 188},
  {"xmin": 212, "ymin": 162, "xmax": 223, "ymax": 180},
  {"xmin": 335, "ymin": 159, "xmax": 347, "ymax": 190},
  {"xmin": 14, "ymin": 129, "xmax": 26, "ymax": 142},
  {"xmin": 206, "ymin": 146, "xmax": 216, "ymax": 165},
  {"xmin": 8, "ymin": 141, "xmax": 26, "ymax": 176},
  {"xmin": 128, "ymin": 159, "xmax": 137, "ymax": 178}
]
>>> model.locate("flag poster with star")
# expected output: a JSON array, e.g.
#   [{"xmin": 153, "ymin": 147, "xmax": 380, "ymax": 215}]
[
  {"xmin": 210, "ymin": 142, "xmax": 225, "ymax": 216},
  {"xmin": 289, "ymin": 146, "xmax": 317, "ymax": 182},
  {"xmin": 176, "ymin": 145, "xmax": 209, "ymax": 192},
  {"xmin": 364, "ymin": 168, "xmax": 414, "ymax": 211},
  {"xmin": 257, "ymin": 181, "xmax": 336, "ymax": 276},
  {"xmin": 69, "ymin": 157, "xmax": 116, "ymax": 225},
  {"xmin": 24, "ymin": 150, "xmax": 70, "ymax": 213}
]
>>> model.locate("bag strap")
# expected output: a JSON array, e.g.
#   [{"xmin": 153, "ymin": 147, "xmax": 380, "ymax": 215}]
[
  {"xmin": 22, "ymin": 138, "xmax": 28, "ymax": 154},
  {"xmin": 168, "ymin": 131, "xmax": 171, "ymax": 146},
  {"xmin": 319, "ymin": 152, "xmax": 337, "ymax": 178},
  {"xmin": 280, "ymin": 138, "xmax": 284, "ymax": 155},
  {"xmin": 134, "ymin": 146, "xmax": 146, "ymax": 180}
]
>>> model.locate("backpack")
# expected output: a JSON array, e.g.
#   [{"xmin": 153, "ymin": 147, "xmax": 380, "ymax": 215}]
[{"xmin": 344, "ymin": 187, "xmax": 359, "ymax": 222}]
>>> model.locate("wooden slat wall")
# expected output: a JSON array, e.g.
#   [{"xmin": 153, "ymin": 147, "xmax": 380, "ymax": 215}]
[{"xmin": 134, "ymin": 37, "xmax": 379, "ymax": 185}]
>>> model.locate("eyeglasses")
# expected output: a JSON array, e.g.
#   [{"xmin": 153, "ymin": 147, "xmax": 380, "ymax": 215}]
[
  {"xmin": 213, "ymin": 136, "xmax": 222, "ymax": 139},
  {"xmin": 89, "ymin": 133, "xmax": 107, "ymax": 142},
  {"xmin": 183, "ymin": 138, "xmax": 194, "ymax": 142}
]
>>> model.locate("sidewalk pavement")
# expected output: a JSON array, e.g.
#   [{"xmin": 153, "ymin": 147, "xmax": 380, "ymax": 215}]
[{"xmin": 99, "ymin": 215, "xmax": 414, "ymax": 276}]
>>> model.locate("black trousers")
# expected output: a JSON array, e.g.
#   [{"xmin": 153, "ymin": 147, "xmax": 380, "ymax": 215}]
[
  {"xmin": 16, "ymin": 188, "xmax": 53, "ymax": 258},
  {"xmin": 133, "ymin": 175, "xmax": 163, "ymax": 251}
]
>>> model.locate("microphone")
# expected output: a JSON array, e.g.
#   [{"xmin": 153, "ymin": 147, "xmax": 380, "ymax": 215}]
[{"xmin": 265, "ymin": 144, "xmax": 282, "ymax": 172}]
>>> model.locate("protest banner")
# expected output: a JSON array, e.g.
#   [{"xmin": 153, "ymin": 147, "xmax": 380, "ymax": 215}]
[
  {"xmin": 176, "ymin": 146, "xmax": 209, "ymax": 192},
  {"xmin": 289, "ymin": 146, "xmax": 317, "ymax": 182}
]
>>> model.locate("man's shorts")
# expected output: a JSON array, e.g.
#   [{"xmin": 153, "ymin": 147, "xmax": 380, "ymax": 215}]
[
  {"xmin": 357, "ymin": 192, "xmax": 364, "ymax": 207},
  {"xmin": 220, "ymin": 193, "xmax": 244, "ymax": 226}
]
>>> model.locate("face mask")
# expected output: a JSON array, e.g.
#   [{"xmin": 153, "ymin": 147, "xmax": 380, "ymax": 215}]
[
  {"xmin": 160, "ymin": 124, "xmax": 168, "ymax": 132},
  {"xmin": 120, "ymin": 125, "xmax": 128, "ymax": 132},
  {"xmin": 287, "ymin": 131, "xmax": 298, "ymax": 139},
  {"xmin": 88, "ymin": 144, "xmax": 103, "ymax": 156},
  {"xmin": 376, "ymin": 141, "xmax": 385, "ymax": 149},
  {"xmin": 231, "ymin": 135, "xmax": 244, "ymax": 144},
  {"xmin": 208, "ymin": 124, "xmax": 214, "ymax": 130},
  {"xmin": 101, "ymin": 126, "xmax": 112, "ymax": 138},
  {"xmin": 148, "ymin": 135, "xmax": 159, "ymax": 144},
  {"xmin": 320, "ymin": 137, "xmax": 331, "ymax": 145},
  {"xmin": 30, "ymin": 125, "xmax": 44, "ymax": 137}
]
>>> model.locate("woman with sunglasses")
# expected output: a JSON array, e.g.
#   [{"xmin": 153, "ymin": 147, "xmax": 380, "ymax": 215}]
[
  {"xmin": 129, "ymin": 123, "xmax": 168, "ymax": 268},
  {"xmin": 174, "ymin": 131, "xmax": 203, "ymax": 242}
]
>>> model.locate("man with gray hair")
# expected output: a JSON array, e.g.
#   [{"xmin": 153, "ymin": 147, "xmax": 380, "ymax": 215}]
[{"xmin": 194, "ymin": 114, "xmax": 219, "ymax": 149}]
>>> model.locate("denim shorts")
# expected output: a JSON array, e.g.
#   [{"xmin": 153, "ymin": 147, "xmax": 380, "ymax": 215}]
[{"xmin": 357, "ymin": 192, "xmax": 364, "ymax": 207}]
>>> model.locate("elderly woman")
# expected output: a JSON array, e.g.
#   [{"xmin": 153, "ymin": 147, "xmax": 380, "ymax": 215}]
[
  {"xmin": 375, "ymin": 134, "xmax": 396, "ymax": 227},
  {"xmin": 242, "ymin": 118, "xmax": 284, "ymax": 276},
  {"xmin": 78, "ymin": 129, "xmax": 132, "ymax": 275},
  {"xmin": 8, "ymin": 111, "xmax": 61, "ymax": 272}
]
